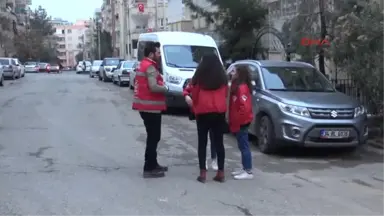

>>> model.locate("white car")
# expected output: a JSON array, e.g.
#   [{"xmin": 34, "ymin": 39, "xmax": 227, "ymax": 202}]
[
  {"xmin": 90, "ymin": 60, "xmax": 102, "ymax": 78},
  {"xmin": 112, "ymin": 60, "xmax": 137, "ymax": 86},
  {"xmin": 13, "ymin": 58, "xmax": 24, "ymax": 77},
  {"xmin": 0, "ymin": 62, "xmax": 4, "ymax": 86},
  {"xmin": 129, "ymin": 61, "xmax": 140, "ymax": 90},
  {"xmin": 24, "ymin": 61, "xmax": 40, "ymax": 73},
  {"xmin": 76, "ymin": 61, "xmax": 91, "ymax": 73}
]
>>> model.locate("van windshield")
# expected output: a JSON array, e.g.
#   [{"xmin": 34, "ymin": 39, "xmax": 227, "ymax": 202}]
[
  {"xmin": 261, "ymin": 66, "xmax": 335, "ymax": 92},
  {"xmin": 92, "ymin": 61, "xmax": 102, "ymax": 66},
  {"xmin": 163, "ymin": 45, "xmax": 218, "ymax": 68}
]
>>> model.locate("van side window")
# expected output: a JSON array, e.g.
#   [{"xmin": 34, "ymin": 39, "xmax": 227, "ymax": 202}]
[
  {"xmin": 137, "ymin": 41, "xmax": 147, "ymax": 61},
  {"xmin": 247, "ymin": 64, "xmax": 262, "ymax": 87},
  {"xmin": 11, "ymin": 59, "xmax": 16, "ymax": 65}
]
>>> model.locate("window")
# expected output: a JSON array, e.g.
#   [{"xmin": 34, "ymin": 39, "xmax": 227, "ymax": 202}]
[
  {"xmin": 163, "ymin": 45, "xmax": 218, "ymax": 68},
  {"xmin": 116, "ymin": 62, "xmax": 122, "ymax": 68},
  {"xmin": 58, "ymin": 45, "xmax": 65, "ymax": 49},
  {"xmin": 137, "ymin": 41, "xmax": 148, "ymax": 61},
  {"xmin": 11, "ymin": 59, "xmax": 16, "ymax": 65},
  {"xmin": 67, "ymin": 29, "xmax": 71, "ymax": 33},
  {"xmin": 247, "ymin": 64, "xmax": 262, "ymax": 87},
  {"xmin": 62, "ymin": 29, "xmax": 65, "ymax": 34},
  {"xmin": 123, "ymin": 61, "xmax": 135, "ymax": 69},
  {"xmin": 103, "ymin": 58, "xmax": 120, "ymax": 66},
  {"xmin": 261, "ymin": 66, "xmax": 334, "ymax": 92}
]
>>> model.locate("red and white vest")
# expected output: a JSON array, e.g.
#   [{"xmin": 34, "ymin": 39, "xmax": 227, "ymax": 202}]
[{"xmin": 132, "ymin": 58, "xmax": 166, "ymax": 111}]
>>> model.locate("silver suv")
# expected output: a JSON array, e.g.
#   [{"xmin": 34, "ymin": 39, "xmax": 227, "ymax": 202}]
[{"xmin": 227, "ymin": 60, "xmax": 368, "ymax": 154}]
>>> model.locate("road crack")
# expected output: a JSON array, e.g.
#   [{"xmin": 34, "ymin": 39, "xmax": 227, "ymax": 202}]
[{"xmin": 218, "ymin": 201, "xmax": 253, "ymax": 216}]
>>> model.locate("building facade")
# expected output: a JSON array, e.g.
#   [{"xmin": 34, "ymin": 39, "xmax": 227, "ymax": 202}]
[
  {"xmin": 166, "ymin": 0, "xmax": 193, "ymax": 32},
  {"xmin": 0, "ymin": 0, "xmax": 32, "ymax": 57},
  {"xmin": 53, "ymin": 20, "xmax": 91, "ymax": 66}
]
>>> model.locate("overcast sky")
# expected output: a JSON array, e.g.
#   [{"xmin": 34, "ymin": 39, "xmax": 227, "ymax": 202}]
[{"xmin": 31, "ymin": 0, "xmax": 102, "ymax": 22}]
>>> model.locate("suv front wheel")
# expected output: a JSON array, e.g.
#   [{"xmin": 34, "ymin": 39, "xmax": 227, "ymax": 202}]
[{"xmin": 258, "ymin": 115, "xmax": 278, "ymax": 154}]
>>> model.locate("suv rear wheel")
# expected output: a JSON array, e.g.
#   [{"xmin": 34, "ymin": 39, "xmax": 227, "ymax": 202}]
[
  {"xmin": 0, "ymin": 74, "xmax": 3, "ymax": 86},
  {"xmin": 258, "ymin": 115, "xmax": 278, "ymax": 154}
]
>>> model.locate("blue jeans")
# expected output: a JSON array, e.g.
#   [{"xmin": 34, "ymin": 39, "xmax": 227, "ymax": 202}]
[
  {"xmin": 209, "ymin": 130, "xmax": 217, "ymax": 159},
  {"xmin": 236, "ymin": 125, "xmax": 252, "ymax": 171}
]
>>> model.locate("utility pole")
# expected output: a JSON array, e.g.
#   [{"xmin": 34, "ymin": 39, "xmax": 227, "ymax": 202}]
[
  {"xmin": 162, "ymin": 0, "xmax": 166, "ymax": 30},
  {"xmin": 154, "ymin": 0, "xmax": 158, "ymax": 31},
  {"xmin": 318, "ymin": 0, "xmax": 326, "ymax": 74},
  {"xmin": 111, "ymin": 0, "xmax": 116, "ymax": 56},
  {"xmin": 127, "ymin": 2, "xmax": 131, "ymax": 59},
  {"xmin": 97, "ymin": 20, "xmax": 101, "ymax": 59}
]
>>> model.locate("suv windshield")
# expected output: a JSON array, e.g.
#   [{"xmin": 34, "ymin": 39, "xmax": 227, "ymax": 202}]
[
  {"xmin": 92, "ymin": 61, "xmax": 102, "ymax": 66},
  {"xmin": 163, "ymin": 45, "xmax": 218, "ymax": 68},
  {"xmin": 123, "ymin": 61, "xmax": 135, "ymax": 68},
  {"xmin": 104, "ymin": 59, "xmax": 119, "ymax": 66},
  {"xmin": 261, "ymin": 66, "xmax": 335, "ymax": 92},
  {"xmin": 0, "ymin": 59, "xmax": 9, "ymax": 65}
]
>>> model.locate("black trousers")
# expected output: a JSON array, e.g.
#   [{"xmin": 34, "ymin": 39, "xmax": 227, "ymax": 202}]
[
  {"xmin": 196, "ymin": 112, "xmax": 226, "ymax": 171},
  {"xmin": 140, "ymin": 112, "xmax": 162, "ymax": 171}
]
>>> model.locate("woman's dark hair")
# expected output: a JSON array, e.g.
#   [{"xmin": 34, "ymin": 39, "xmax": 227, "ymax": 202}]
[
  {"xmin": 191, "ymin": 54, "xmax": 228, "ymax": 90},
  {"xmin": 232, "ymin": 65, "xmax": 253, "ymax": 93}
]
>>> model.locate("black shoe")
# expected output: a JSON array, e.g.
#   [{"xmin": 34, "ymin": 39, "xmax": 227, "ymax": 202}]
[
  {"xmin": 155, "ymin": 164, "xmax": 168, "ymax": 172},
  {"xmin": 143, "ymin": 170, "xmax": 165, "ymax": 178}
]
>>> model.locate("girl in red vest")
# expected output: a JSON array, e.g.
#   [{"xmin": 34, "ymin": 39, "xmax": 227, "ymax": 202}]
[
  {"xmin": 184, "ymin": 54, "xmax": 228, "ymax": 183},
  {"xmin": 228, "ymin": 65, "xmax": 254, "ymax": 180}
]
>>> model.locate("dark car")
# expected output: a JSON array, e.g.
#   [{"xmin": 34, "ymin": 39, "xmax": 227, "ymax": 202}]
[{"xmin": 38, "ymin": 63, "xmax": 50, "ymax": 72}]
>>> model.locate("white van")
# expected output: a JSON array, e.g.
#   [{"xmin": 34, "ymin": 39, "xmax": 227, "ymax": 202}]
[{"xmin": 137, "ymin": 31, "xmax": 222, "ymax": 108}]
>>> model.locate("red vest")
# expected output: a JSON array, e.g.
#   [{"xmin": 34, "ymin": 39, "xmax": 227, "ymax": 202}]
[{"xmin": 132, "ymin": 58, "xmax": 167, "ymax": 111}]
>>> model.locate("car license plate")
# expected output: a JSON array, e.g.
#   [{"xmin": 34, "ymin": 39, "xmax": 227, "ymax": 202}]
[{"xmin": 320, "ymin": 130, "xmax": 349, "ymax": 138}]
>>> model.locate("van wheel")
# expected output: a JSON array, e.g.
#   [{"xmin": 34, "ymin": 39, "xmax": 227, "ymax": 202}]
[
  {"xmin": 258, "ymin": 115, "xmax": 278, "ymax": 154},
  {"xmin": 0, "ymin": 74, "xmax": 4, "ymax": 86}
]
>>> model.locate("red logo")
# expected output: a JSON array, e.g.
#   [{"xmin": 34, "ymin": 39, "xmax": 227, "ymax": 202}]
[
  {"xmin": 300, "ymin": 38, "xmax": 330, "ymax": 46},
  {"xmin": 138, "ymin": 3, "xmax": 144, "ymax": 12}
]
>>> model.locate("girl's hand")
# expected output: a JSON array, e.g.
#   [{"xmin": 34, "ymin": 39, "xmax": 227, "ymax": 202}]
[{"xmin": 185, "ymin": 96, "xmax": 193, "ymax": 106}]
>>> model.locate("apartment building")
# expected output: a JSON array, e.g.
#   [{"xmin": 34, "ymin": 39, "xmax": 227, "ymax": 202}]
[
  {"xmin": 166, "ymin": 0, "xmax": 193, "ymax": 32},
  {"xmin": 114, "ymin": 0, "xmax": 169, "ymax": 59},
  {"xmin": 53, "ymin": 20, "xmax": 91, "ymax": 67},
  {"xmin": 0, "ymin": 0, "xmax": 32, "ymax": 56}
]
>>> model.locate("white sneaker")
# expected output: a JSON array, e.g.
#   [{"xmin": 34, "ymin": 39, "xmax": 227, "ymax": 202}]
[
  {"xmin": 234, "ymin": 171, "xmax": 254, "ymax": 180},
  {"xmin": 231, "ymin": 168, "xmax": 244, "ymax": 176},
  {"xmin": 211, "ymin": 160, "xmax": 218, "ymax": 171}
]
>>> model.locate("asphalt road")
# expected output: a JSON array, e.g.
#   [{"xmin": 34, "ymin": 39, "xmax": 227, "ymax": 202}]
[{"xmin": 0, "ymin": 72, "xmax": 383, "ymax": 215}]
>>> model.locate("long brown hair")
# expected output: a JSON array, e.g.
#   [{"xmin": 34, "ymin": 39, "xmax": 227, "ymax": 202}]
[
  {"xmin": 231, "ymin": 65, "xmax": 253, "ymax": 93},
  {"xmin": 191, "ymin": 54, "xmax": 228, "ymax": 90}
]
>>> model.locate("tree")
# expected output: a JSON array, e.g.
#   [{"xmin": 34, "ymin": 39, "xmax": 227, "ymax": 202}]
[
  {"xmin": 13, "ymin": 5, "xmax": 57, "ymax": 62},
  {"xmin": 75, "ymin": 52, "xmax": 83, "ymax": 62},
  {"xmin": 329, "ymin": 0, "xmax": 383, "ymax": 115},
  {"xmin": 184, "ymin": 0, "xmax": 268, "ymax": 61},
  {"xmin": 92, "ymin": 29, "xmax": 113, "ymax": 59}
]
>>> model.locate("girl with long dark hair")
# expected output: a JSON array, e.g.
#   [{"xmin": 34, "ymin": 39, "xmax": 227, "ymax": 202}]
[
  {"xmin": 228, "ymin": 65, "xmax": 254, "ymax": 180},
  {"xmin": 184, "ymin": 54, "xmax": 228, "ymax": 183}
]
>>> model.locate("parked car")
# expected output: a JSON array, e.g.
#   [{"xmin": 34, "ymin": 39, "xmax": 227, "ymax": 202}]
[
  {"xmin": 98, "ymin": 57, "xmax": 120, "ymax": 82},
  {"xmin": 38, "ymin": 63, "xmax": 50, "ymax": 72},
  {"xmin": 226, "ymin": 60, "xmax": 368, "ymax": 154},
  {"xmin": 76, "ymin": 61, "xmax": 91, "ymax": 73},
  {"xmin": 0, "ymin": 62, "xmax": 4, "ymax": 86},
  {"xmin": 112, "ymin": 60, "xmax": 137, "ymax": 86},
  {"xmin": 49, "ymin": 63, "xmax": 61, "ymax": 73},
  {"xmin": 90, "ymin": 60, "xmax": 102, "ymax": 78},
  {"xmin": 13, "ymin": 58, "xmax": 24, "ymax": 77},
  {"xmin": 24, "ymin": 61, "xmax": 40, "ymax": 73},
  {"xmin": 0, "ymin": 57, "xmax": 18, "ymax": 79},
  {"xmin": 129, "ymin": 62, "xmax": 140, "ymax": 90}
]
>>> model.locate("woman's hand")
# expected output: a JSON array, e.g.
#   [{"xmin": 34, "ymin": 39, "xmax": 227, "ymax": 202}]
[{"xmin": 185, "ymin": 95, "xmax": 193, "ymax": 107}]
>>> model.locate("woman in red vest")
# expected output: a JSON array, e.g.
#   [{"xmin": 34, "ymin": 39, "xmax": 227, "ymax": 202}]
[{"xmin": 184, "ymin": 54, "xmax": 228, "ymax": 183}]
